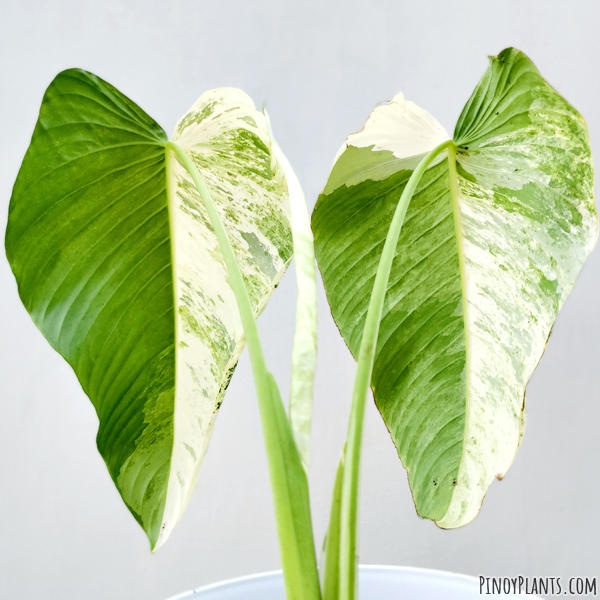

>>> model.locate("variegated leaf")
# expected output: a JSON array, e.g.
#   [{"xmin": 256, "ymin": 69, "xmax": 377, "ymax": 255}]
[
  {"xmin": 312, "ymin": 48, "xmax": 597, "ymax": 528},
  {"xmin": 5, "ymin": 70, "xmax": 292, "ymax": 549}
]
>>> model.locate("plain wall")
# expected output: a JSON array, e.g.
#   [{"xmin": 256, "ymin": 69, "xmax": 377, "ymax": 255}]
[{"xmin": 1, "ymin": 1, "xmax": 599, "ymax": 598}]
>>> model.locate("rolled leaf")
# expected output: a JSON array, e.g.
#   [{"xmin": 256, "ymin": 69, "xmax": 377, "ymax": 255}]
[
  {"xmin": 6, "ymin": 70, "xmax": 293, "ymax": 549},
  {"xmin": 265, "ymin": 110, "xmax": 318, "ymax": 469},
  {"xmin": 312, "ymin": 48, "xmax": 597, "ymax": 528},
  {"xmin": 321, "ymin": 447, "xmax": 345, "ymax": 600}
]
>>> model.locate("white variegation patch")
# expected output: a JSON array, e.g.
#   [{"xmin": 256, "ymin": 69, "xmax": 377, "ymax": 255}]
[
  {"xmin": 343, "ymin": 93, "xmax": 449, "ymax": 163},
  {"xmin": 156, "ymin": 89, "xmax": 292, "ymax": 549},
  {"xmin": 324, "ymin": 93, "xmax": 450, "ymax": 195}
]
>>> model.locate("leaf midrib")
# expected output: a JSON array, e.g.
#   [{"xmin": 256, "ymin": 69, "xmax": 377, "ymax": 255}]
[
  {"xmin": 159, "ymin": 143, "xmax": 180, "ymax": 549},
  {"xmin": 443, "ymin": 142, "xmax": 471, "ymax": 521}
]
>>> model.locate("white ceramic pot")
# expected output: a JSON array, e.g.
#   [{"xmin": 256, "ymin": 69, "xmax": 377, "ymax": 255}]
[{"xmin": 167, "ymin": 565, "xmax": 540, "ymax": 599}]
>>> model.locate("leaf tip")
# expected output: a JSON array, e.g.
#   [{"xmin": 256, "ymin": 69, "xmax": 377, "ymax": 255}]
[{"xmin": 147, "ymin": 521, "xmax": 171, "ymax": 554}]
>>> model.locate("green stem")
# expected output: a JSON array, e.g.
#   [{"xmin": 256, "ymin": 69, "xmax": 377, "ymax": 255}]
[
  {"xmin": 166, "ymin": 142, "xmax": 321, "ymax": 600},
  {"xmin": 338, "ymin": 139, "xmax": 455, "ymax": 600}
]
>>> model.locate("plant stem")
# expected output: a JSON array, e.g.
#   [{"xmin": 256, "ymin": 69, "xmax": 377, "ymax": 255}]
[
  {"xmin": 338, "ymin": 139, "xmax": 455, "ymax": 600},
  {"xmin": 166, "ymin": 141, "xmax": 321, "ymax": 600}
]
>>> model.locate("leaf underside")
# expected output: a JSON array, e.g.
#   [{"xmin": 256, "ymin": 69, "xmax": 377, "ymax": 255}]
[
  {"xmin": 312, "ymin": 48, "xmax": 597, "ymax": 527},
  {"xmin": 6, "ymin": 69, "xmax": 293, "ymax": 549}
]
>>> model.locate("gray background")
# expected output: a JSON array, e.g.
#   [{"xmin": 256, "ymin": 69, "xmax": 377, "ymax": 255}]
[{"xmin": 1, "ymin": 1, "xmax": 598, "ymax": 598}]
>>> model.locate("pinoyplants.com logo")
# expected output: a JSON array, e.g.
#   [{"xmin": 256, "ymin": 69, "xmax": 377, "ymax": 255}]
[{"xmin": 479, "ymin": 576, "xmax": 597, "ymax": 596}]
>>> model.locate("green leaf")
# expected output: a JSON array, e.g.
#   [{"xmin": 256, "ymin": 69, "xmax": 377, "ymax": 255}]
[
  {"xmin": 6, "ymin": 69, "xmax": 293, "ymax": 550},
  {"xmin": 312, "ymin": 48, "xmax": 597, "ymax": 528}
]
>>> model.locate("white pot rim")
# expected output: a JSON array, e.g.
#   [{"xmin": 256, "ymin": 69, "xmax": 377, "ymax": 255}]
[{"xmin": 169, "ymin": 564, "xmax": 482, "ymax": 599}]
